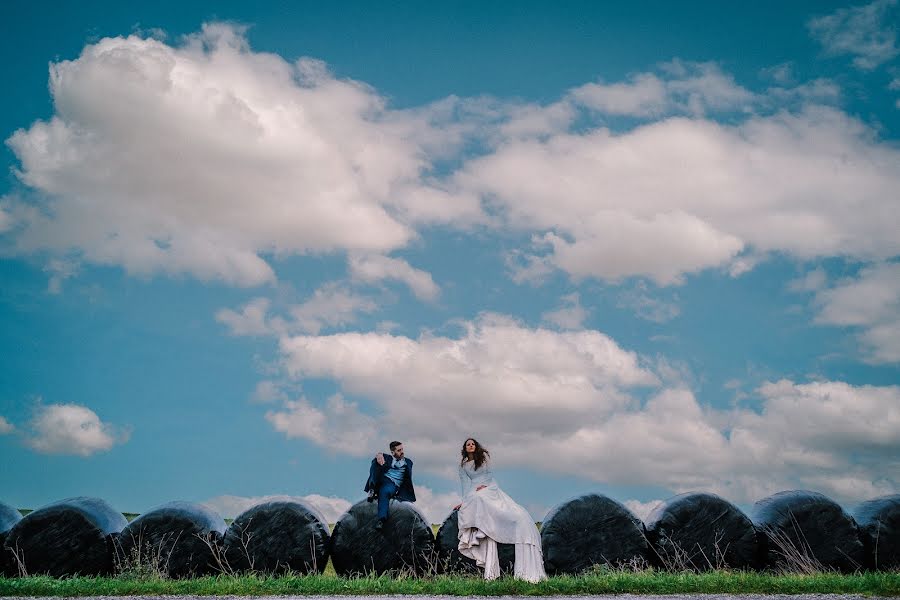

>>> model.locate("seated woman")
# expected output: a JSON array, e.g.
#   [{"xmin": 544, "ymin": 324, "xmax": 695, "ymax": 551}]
[{"xmin": 453, "ymin": 438, "xmax": 546, "ymax": 582}]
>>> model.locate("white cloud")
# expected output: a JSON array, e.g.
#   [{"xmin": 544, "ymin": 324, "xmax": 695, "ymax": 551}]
[
  {"xmin": 570, "ymin": 62, "xmax": 755, "ymax": 118},
  {"xmin": 268, "ymin": 314, "xmax": 900, "ymax": 503},
  {"xmin": 203, "ymin": 485, "xmax": 459, "ymax": 525},
  {"xmin": 456, "ymin": 105, "xmax": 900, "ymax": 285},
  {"xmin": 623, "ymin": 499, "xmax": 663, "ymax": 521},
  {"xmin": 265, "ymin": 393, "xmax": 378, "ymax": 457},
  {"xmin": 413, "ymin": 486, "xmax": 463, "ymax": 525},
  {"xmin": 0, "ymin": 416, "xmax": 14, "ymax": 434},
  {"xmin": 217, "ymin": 297, "xmax": 273, "ymax": 336},
  {"xmin": 42, "ymin": 258, "xmax": 79, "ymax": 294},
  {"xmin": 250, "ymin": 380, "xmax": 290, "ymax": 404},
  {"xmin": 288, "ymin": 284, "xmax": 378, "ymax": 334},
  {"xmin": 216, "ymin": 283, "xmax": 378, "ymax": 337},
  {"xmin": 788, "ymin": 267, "xmax": 828, "ymax": 293},
  {"xmin": 0, "ymin": 205, "xmax": 13, "ymax": 233},
  {"xmin": 3, "ymin": 24, "xmax": 479, "ymax": 286},
  {"xmin": 5, "ymin": 32, "xmax": 892, "ymax": 294},
  {"xmin": 202, "ymin": 493, "xmax": 350, "ymax": 524},
  {"xmin": 813, "ymin": 262, "xmax": 900, "ymax": 363},
  {"xmin": 808, "ymin": 0, "xmax": 900, "ymax": 70},
  {"xmin": 617, "ymin": 283, "xmax": 680, "ymax": 323},
  {"xmin": 348, "ymin": 253, "xmax": 440, "ymax": 301},
  {"xmin": 541, "ymin": 293, "xmax": 587, "ymax": 329},
  {"xmin": 25, "ymin": 403, "xmax": 129, "ymax": 456},
  {"xmin": 276, "ymin": 314, "xmax": 658, "ymax": 472}
]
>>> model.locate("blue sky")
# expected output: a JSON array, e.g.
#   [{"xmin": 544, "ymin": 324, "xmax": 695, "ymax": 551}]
[{"xmin": 1, "ymin": 1, "xmax": 899, "ymax": 524}]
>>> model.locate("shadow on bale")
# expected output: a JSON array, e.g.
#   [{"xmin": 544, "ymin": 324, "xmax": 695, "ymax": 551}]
[
  {"xmin": 116, "ymin": 501, "xmax": 226, "ymax": 578},
  {"xmin": 853, "ymin": 494, "xmax": 900, "ymax": 571},
  {"xmin": 330, "ymin": 499, "xmax": 434, "ymax": 576},
  {"xmin": 0, "ymin": 501, "xmax": 23, "ymax": 577},
  {"xmin": 3, "ymin": 497, "xmax": 126, "ymax": 577},
  {"xmin": 434, "ymin": 509, "xmax": 515, "ymax": 575},
  {"xmin": 644, "ymin": 492, "xmax": 757, "ymax": 571},
  {"xmin": 752, "ymin": 490, "xmax": 864, "ymax": 573},
  {"xmin": 223, "ymin": 500, "xmax": 330, "ymax": 574},
  {"xmin": 541, "ymin": 493, "xmax": 649, "ymax": 575}
]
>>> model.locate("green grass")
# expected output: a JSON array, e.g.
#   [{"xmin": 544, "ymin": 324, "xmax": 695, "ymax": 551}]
[{"xmin": 1, "ymin": 571, "xmax": 899, "ymax": 596}]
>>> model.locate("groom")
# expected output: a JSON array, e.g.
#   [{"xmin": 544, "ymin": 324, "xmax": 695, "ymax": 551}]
[{"xmin": 364, "ymin": 441, "xmax": 417, "ymax": 530}]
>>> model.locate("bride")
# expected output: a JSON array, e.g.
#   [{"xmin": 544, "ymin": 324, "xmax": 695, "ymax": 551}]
[{"xmin": 453, "ymin": 438, "xmax": 546, "ymax": 582}]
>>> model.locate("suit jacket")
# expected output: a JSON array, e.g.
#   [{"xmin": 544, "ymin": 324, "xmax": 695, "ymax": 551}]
[{"xmin": 364, "ymin": 453, "xmax": 417, "ymax": 502}]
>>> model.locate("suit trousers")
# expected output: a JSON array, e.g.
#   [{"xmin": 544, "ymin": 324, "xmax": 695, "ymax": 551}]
[{"xmin": 377, "ymin": 480, "xmax": 399, "ymax": 520}]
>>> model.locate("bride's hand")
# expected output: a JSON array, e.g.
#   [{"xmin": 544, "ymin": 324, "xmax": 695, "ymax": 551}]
[
  {"xmin": 452, "ymin": 503, "xmax": 461, "ymax": 510},
  {"xmin": 476, "ymin": 485, "xmax": 487, "ymax": 491}
]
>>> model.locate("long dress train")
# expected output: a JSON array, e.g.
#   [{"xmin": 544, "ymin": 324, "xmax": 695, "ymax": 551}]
[{"xmin": 456, "ymin": 458, "xmax": 546, "ymax": 582}]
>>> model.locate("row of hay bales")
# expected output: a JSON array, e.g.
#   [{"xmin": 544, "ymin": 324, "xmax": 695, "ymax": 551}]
[{"xmin": 1, "ymin": 491, "xmax": 898, "ymax": 578}]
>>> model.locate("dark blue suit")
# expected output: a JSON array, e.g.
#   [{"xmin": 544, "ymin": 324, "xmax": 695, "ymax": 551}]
[{"xmin": 364, "ymin": 453, "xmax": 416, "ymax": 520}]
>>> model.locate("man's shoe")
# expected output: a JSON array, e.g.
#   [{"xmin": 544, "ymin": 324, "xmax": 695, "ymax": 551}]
[
  {"xmin": 366, "ymin": 491, "xmax": 376, "ymax": 503},
  {"xmin": 374, "ymin": 519, "xmax": 384, "ymax": 531}
]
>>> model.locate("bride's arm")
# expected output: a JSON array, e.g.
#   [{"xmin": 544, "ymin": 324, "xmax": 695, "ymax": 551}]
[
  {"xmin": 479, "ymin": 458, "xmax": 495, "ymax": 488},
  {"xmin": 459, "ymin": 463, "xmax": 473, "ymax": 499}
]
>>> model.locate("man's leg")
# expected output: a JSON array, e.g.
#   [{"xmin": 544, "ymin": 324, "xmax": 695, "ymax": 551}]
[{"xmin": 376, "ymin": 481, "xmax": 398, "ymax": 528}]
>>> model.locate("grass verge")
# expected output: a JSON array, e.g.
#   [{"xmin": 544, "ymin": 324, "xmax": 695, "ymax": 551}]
[{"xmin": 1, "ymin": 571, "xmax": 899, "ymax": 597}]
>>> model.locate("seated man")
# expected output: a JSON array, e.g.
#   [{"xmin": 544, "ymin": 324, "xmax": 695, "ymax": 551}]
[{"xmin": 364, "ymin": 440, "xmax": 417, "ymax": 530}]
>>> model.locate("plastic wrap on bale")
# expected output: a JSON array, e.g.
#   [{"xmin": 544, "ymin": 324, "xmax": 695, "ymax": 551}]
[
  {"xmin": 541, "ymin": 493, "xmax": 648, "ymax": 575},
  {"xmin": 434, "ymin": 509, "xmax": 515, "ymax": 574},
  {"xmin": 117, "ymin": 501, "xmax": 226, "ymax": 578},
  {"xmin": 330, "ymin": 499, "xmax": 434, "ymax": 576},
  {"xmin": 0, "ymin": 501, "xmax": 23, "ymax": 576},
  {"xmin": 752, "ymin": 490, "xmax": 864, "ymax": 573},
  {"xmin": 852, "ymin": 494, "xmax": 900, "ymax": 571},
  {"xmin": 644, "ymin": 492, "xmax": 758, "ymax": 571},
  {"xmin": 223, "ymin": 500, "xmax": 330, "ymax": 574},
  {"xmin": 3, "ymin": 497, "xmax": 126, "ymax": 577}
]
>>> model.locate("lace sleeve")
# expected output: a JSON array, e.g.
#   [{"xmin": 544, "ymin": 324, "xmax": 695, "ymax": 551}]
[
  {"xmin": 481, "ymin": 458, "xmax": 494, "ymax": 483},
  {"xmin": 459, "ymin": 463, "xmax": 473, "ymax": 499}
]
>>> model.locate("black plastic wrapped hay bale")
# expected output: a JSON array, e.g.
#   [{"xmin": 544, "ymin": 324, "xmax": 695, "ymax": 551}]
[
  {"xmin": 117, "ymin": 501, "xmax": 226, "ymax": 578},
  {"xmin": 644, "ymin": 492, "xmax": 757, "ymax": 571},
  {"xmin": 434, "ymin": 509, "xmax": 515, "ymax": 574},
  {"xmin": 852, "ymin": 494, "xmax": 900, "ymax": 570},
  {"xmin": 0, "ymin": 501, "xmax": 23, "ymax": 576},
  {"xmin": 223, "ymin": 500, "xmax": 330, "ymax": 574},
  {"xmin": 3, "ymin": 496, "xmax": 126, "ymax": 577},
  {"xmin": 752, "ymin": 490, "xmax": 864, "ymax": 573},
  {"xmin": 330, "ymin": 499, "xmax": 435, "ymax": 576},
  {"xmin": 541, "ymin": 493, "xmax": 649, "ymax": 575}
]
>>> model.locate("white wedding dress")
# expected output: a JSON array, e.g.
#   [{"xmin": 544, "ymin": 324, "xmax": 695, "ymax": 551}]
[{"xmin": 457, "ymin": 458, "xmax": 546, "ymax": 582}]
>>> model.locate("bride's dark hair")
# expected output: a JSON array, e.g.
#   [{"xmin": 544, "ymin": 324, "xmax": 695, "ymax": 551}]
[{"xmin": 460, "ymin": 438, "xmax": 490, "ymax": 470}]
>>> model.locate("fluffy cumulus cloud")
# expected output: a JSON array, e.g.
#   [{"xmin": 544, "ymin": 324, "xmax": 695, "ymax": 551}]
[
  {"xmin": 203, "ymin": 485, "xmax": 460, "ymax": 524},
  {"xmin": 2, "ymin": 24, "xmax": 480, "ymax": 286},
  {"xmin": 348, "ymin": 254, "xmax": 440, "ymax": 302},
  {"xmin": 266, "ymin": 315, "xmax": 899, "ymax": 503},
  {"xmin": 623, "ymin": 499, "xmax": 663, "ymax": 521},
  {"xmin": 276, "ymin": 314, "xmax": 659, "ymax": 471},
  {"xmin": 0, "ymin": 416, "xmax": 13, "ymax": 434},
  {"xmin": 25, "ymin": 403, "xmax": 129, "ymax": 456},
  {"xmin": 202, "ymin": 493, "xmax": 351, "ymax": 523},
  {"xmin": 541, "ymin": 292, "xmax": 588, "ymax": 329},
  {"xmin": 457, "ymin": 104, "xmax": 900, "ymax": 286},
  {"xmin": 808, "ymin": 0, "xmax": 900, "ymax": 70},
  {"xmin": 265, "ymin": 393, "xmax": 378, "ymax": 456},
  {"xmin": 216, "ymin": 283, "xmax": 377, "ymax": 337},
  {"xmin": 812, "ymin": 262, "xmax": 900, "ymax": 363},
  {"xmin": 4, "ymin": 26, "xmax": 898, "ymax": 294},
  {"xmin": 569, "ymin": 61, "xmax": 756, "ymax": 118}
]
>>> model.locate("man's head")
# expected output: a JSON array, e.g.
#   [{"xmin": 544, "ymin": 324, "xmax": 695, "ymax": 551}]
[{"xmin": 389, "ymin": 441, "xmax": 404, "ymax": 459}]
